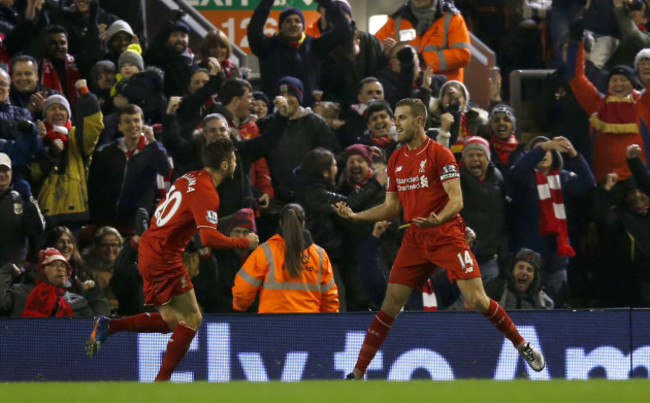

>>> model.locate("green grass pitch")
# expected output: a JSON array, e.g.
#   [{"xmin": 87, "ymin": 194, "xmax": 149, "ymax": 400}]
[{"xmin": 2, "ymin": 380, "xmax": 650, "ymax": 403}]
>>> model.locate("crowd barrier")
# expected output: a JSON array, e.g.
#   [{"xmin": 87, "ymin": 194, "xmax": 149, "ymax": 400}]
[{"xmin": 2, "ymin": 310, "xmax": 649, "ymax": 382}]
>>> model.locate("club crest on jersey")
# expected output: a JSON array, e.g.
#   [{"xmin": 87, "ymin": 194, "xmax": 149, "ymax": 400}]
[
  {"xmin": 206, "ymin": 210, "xmax": 218, "ymax": 224},
  {"xmin": 419, "ymin": 159, "xmax": 427, "ymax": 173},
  {"xmin": 395, "ymin": 166, "xmax": 403, "ymax": 172},
  {"xmin": 440, "ymin": 164, "xmax": 460, "ymax": 180}
]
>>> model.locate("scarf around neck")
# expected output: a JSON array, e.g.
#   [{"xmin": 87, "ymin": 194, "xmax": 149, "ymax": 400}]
[
  {"xmin": 45, "ymin": 120, "xmax": 73, "ymax": 149},
  {"xmin": 41, "ymin": 55, "xmax": 80, "ymax": 104},
  {"xmin": 21, "ymin": 279, "xmax": 73, "ymax": 317},
  {"xmin": 534, "ymin": 169, "xmax": 575, "ymax": 257},
  {"xmin": 488, "ymin": 133, "xmax": 519, "ymax": 166},
  {"xmin": 409, "ymin": 0, "xmax": 438, "ymax": 36}
]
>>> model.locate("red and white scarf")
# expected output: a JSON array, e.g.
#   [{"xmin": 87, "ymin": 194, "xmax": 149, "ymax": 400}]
[
  {"xmin": 534, "ymin": 169, "xmax": 575, "ymax": 257},
  {"xmin": 422, "ymin": 279, "xmax": 438, "ymax": 311},
  {"xmin": 370, "ymin": 132, "xmax": 395, "ymax": 148},
  {"xmin": 488, "ymin": 133, "xmax": 519, "ymax": 166},
  {"xmin": 41, "ymin": 55, "xmax": 81, "ymax": 104},
  {"xmin": 347, "ymin": 168, "xmax": 373, "ymax": 192},
  {"xmin": 44, "ymin": 120, "xmax": 73, "ymax": 149}
]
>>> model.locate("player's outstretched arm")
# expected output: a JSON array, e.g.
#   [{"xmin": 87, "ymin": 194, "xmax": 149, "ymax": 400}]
[
  {"xmin": 413, "ymin": 177, "xmax": 463, "ymax": 227},
  {"xmin": 332, "ymin": 192, "xmax": 400, "ymax": 222}
]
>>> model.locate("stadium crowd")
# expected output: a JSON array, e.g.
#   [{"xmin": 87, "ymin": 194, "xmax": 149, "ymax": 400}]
[{"xmin": 1, "ymin": 0, "xmax": 650, "ymax": 317}]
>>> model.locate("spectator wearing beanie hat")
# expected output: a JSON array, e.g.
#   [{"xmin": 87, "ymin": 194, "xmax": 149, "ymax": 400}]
[
  {"xmin": 42, "ymin": 94, "xmax": 73, "ymax": 152},
  {"xmin": 228, "ymin": 208, "xmax": 257, "ymax": 235},
  {"xmin": 252, "ymin": 91, "xmax": 272, "ymax": 120},
  {"xmin": 483, "ymin": 248, "xmax": 555, "ymax": 310},
  {"xmin": 248, "ymin": 0, "xmax": 353, "ymax": 106},
  {"xmin": 430, "ymin": 80, "xmax": 489, "ymax": 155},
  {"xmin": 118, "ymin": 44, "xmax": 144, "ymax": 79},
  {"xmin": 459, "ymin": 135, "xmax": 507, "ymax": 282},
  {"xmin": 566, "ymin": 36, "xmax": 650, "ymax": 184},
  {"xmin": 258, "ymin": 75, "xmax": 340, "ymax": 204},
  {"xmin": 36, "ymin": 78, "xmax": 104, "ymax": 228},
  {"xmin": 0, "ymin": 246, "xmax": 100, "ymax": 317},
  {"xmin": 277, "ymin": 76, "xmax": 304, "ymax": 117},
  {"xmin": 144, "ymin": 10, "xmax": 197, "ymax": 98},
  {"xmin": 486, "ymin": 103, "xmax": 524, "ymax": 172},
  {"xmin": 343, "ymin": 144, "xmax": 374, "ymax": 191}
]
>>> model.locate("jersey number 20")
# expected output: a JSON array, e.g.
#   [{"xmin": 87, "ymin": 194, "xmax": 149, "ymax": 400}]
[{"xmin": 154, "ymin": 185, "xmax": 182, "ymax": 227}]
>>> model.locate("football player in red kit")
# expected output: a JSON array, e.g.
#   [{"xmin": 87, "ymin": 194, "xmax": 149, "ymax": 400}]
[
  {"xmin": 86, "ymin": 138, "xmax": 259, "ymax": 381},
  {"xmin": 333, "ymin": 98, "xmax": 545, "ymax": 380}
]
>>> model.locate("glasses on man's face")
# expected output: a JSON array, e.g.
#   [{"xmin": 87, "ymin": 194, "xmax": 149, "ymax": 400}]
[{"xmin": 0, "ymin": 81, "xmax": 10, "ymax": 88}]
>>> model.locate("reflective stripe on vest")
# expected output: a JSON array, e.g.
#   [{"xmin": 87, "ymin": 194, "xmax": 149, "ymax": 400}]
[{"xmin": 260, "ymin": 242, "xmax": 327, "ymax": 292}]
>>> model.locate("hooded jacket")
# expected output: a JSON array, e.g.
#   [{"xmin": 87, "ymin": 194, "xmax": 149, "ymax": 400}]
[{"xmin": 375, "ymin": 0, "xmax": 471, "ymax": 82}]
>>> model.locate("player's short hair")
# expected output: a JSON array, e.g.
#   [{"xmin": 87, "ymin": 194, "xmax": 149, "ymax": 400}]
[
  {"xmin": 202, "ymin": 137, "xmax": 235, "ymax": 169},
  {"xmin": 396, "ymin": 98, "xmax": 427, "ymax": 123},
  {"xmin": 119, "ymin": 104, "xmax": 144, "ymax": 119},
  {"xmin": 219, "ymin": 77, "xmax": 252, "ymax": 106}
]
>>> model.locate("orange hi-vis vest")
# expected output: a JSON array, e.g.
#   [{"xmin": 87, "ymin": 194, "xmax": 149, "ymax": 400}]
[
  {"xmin": 232, "ymin": 234, "xmax": 340, "ymax": 313},
  {"xmin": 375, "ymin": 11, "xmax": 471, "ymax": 82}
]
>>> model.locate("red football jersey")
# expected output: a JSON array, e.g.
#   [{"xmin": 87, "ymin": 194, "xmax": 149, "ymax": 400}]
[
  {"xmin": 140, "ymin": 170, "xmax": 221, "ymax": 266},
  {"xmin": 387, "ymin": 138, "xmax": 460, "ymax": 222}
]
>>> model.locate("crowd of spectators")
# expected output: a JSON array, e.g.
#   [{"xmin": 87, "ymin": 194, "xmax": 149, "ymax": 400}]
[{"xmin": 1, "ymin": 0, "xmax": 649, "ymax": 317}]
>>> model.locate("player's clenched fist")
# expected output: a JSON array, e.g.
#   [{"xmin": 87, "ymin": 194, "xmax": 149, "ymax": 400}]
[{"xmin": 246, "ymin": 232, "xmax": 260, "ymax": 250}]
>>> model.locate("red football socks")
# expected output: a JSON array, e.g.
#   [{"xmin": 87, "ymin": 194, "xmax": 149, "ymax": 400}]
[
  {"xmin": 355, "ymin": 310, "xmax": 395, "ymax": 376},
  {"xmin": 155, "ymin": 323, "xmax": 197, "ymax": 382},
  {"xmin": 482, "ymin": 298, "xmax": 524, "ymax": 346},
  {"xmin": 108, "ymin": 312, "xmax": 171, "ymax": 335}
]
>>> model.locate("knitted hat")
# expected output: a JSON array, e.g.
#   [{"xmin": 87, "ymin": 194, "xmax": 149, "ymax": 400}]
[
  {"xmin": 634, "ymin": 48, "xmax": 650, "ymax": 72},
  {"xmin": 172, "ymin": 19, "xmax": 191, "ymax": 34},
  {"xmin": 277, "ymin": 76, "xmax": 304, "ymax": 105},
  {"xmin": 252, "ymin": 91, "xmax": 272, "ymax": 111},
  {"xmin": 345, "ymin": 144, "xmax": 373, "ymax": 165},
  {"xmin": 439, "ymin": 80, "xmax": 470, "ymax": 105},
  {"xmin": 462, "ymin": 136, "xmax": 491, "ymax": 160},
  {"xmin": 335, "ymin": 0, "xmax": 352, "ymax": 17},
  {"xmin": 118, "ymin": 44, "xmax": 144, "ymax": 71},
  {"xmin": 90, "ymin": 60, "xmax": 116, "ymax": 86},
  {"xmin": 489, "ymin": 103, "xmax": 517, "ymax": 132},
  {"xmin": 608, "ymin": 64, "xmax": 637, "ymax": 85},
  {"xmin": 0, "ymin": 152, "xmax": 11, "ymax": 169},
  {"xmin": 43, "ymin": 94, "xmax": 71, "ymax": 118},
  {"xmin": 104, "ymin": 19, "xmax": 134, "ymax": 45},
  {"xmin": 37, "ymin": 247, "xmax": 72, "ymax": 277},
  {"xmin": 279, "ymin": 7, "xmax": 306, "ymax": 27},
  {"xmin": 228, "ymin": 208, "xmax": 257, "ymax": 233},
  {"xmin": 514, "ymin": 248, "xmax": 542, "ymax": 272}
]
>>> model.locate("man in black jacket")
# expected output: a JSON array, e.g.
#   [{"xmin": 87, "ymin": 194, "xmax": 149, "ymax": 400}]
[{"xmin": 0, "ymin": 152, "xmax": 45, "ymax": 267}]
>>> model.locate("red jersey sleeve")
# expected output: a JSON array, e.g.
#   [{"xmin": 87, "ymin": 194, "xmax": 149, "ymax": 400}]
[
  {"xmin": 436, "ymin": 146, "xmax": 460, "ymax": 183},
  {"xmin": 386, "ymin": 147, "xmax": 399, "ymax": 193}
]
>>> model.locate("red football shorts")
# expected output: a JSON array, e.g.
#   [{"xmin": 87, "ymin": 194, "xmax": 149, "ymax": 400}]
[
  {"xmin": 138, "ymin": 243, "xmax": 194, "ymax": 306},
  {"xmin": 388, "ymin": 217, "xmax": 481, "ymax": 290}
]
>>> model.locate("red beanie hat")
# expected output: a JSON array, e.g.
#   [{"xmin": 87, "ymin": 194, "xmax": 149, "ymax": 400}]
[{"xmin": 229, "ymin": 208, "xmax": 257, "ymax": 233}]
